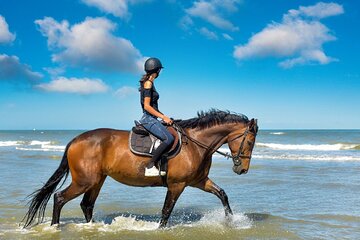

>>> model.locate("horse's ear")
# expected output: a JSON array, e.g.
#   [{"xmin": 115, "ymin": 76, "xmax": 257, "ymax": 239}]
[
  {"xmin": 248, "ymin": 118, "xmax": 255, "ymax": 127},
  {"xmin": 248, "ymin": 118, "xmax": 258, "ymax": 133}
]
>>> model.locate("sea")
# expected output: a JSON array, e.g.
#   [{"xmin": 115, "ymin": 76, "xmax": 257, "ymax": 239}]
[{"xmin": 0, "ymin": 129, "xmax": 359, "ymax": 239}]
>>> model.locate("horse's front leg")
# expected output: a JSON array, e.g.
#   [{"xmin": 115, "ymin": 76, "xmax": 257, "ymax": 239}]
[
  {"xmin": 194, "ymin": 178, "xmax": 233, "ymax": 217},
  {"xmin": 159, "ymin": 182, "xmax": 186, "ymax": 228}
]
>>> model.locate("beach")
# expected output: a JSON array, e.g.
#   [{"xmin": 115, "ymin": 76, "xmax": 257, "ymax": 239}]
[{"xmin": 0, "ymin": 129, "xmax": 359, "ymax": 239}]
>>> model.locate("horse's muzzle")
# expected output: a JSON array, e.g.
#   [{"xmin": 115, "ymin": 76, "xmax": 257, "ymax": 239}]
[
  {"xmin": 233, "ymin": 165, "xmax": 248, "ymax": 175},
  {"xmin": 239, "ymin": 169, "xmax": 248, "ymax": 175}
]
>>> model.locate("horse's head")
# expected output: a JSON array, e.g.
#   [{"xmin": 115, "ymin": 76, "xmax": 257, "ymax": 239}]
[{"xmin": 227, "ymin": 118, "xmax": 258, "ymax": 175}]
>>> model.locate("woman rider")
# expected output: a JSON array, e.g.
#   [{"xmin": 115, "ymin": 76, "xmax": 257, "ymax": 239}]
[{"xmin": 139, "ymin": 57, "xmax": 174, "ymax": 177}]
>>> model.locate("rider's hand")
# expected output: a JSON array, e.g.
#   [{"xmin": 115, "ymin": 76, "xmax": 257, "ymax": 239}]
[{"xmin": 162, "ymin": 115, "xmax": 173, "ymax": 125}]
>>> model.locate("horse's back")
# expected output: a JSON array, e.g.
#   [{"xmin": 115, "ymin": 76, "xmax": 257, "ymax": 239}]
[
  {"xmin": 74, "ymin": 128, "xmax": 128, "ymax": 140},
  {"xmin": 68, "ymin": 128, "xmax": 130, "ymax": 156},
  {"xmin": 66, "ymin": 128, "xmax": 131, "ymax": 180}
]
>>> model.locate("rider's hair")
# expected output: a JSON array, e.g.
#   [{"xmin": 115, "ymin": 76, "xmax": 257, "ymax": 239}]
[
  {"xmin": 139, "ymin": 67, "xmax": 160, "ymax": 91},
  {"xmin": 139, "ymin": 74, "xmax": 150, "ymax": 92}
]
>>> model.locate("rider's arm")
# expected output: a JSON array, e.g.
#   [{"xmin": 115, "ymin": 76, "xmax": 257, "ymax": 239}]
[{"xmin": 143, "ymin": 80, "xmax": 172, "ymax": 124}]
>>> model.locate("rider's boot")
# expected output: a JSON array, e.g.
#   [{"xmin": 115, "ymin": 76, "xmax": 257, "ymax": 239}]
[{"xmin": 145, "ymin": 142, "xmax": 169, "ymax": 177}]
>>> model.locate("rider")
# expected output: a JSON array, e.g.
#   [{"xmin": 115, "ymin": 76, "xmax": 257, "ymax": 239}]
[{"xmin": 139, "ymin": 57, "xmax": 174, "ymax": 177}]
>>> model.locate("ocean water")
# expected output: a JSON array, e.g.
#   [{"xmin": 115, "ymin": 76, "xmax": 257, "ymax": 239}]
[{"xmin": 0, "ymin": 129, "xmax": 359, "ymax": 239}]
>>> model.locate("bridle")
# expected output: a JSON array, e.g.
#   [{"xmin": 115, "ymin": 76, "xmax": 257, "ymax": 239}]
[
  {"xmin": 226, "ymin": 127, "xmax": 256, "ymax": 166},
  {"xmin": 173, "ymin": 123, "xmax": 256, "ymax": 167}
]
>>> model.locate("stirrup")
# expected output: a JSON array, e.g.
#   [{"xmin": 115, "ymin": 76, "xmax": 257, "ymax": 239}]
[{"xmin": 145, "ymin": 166, "xmax": 160, "ymax": 177}]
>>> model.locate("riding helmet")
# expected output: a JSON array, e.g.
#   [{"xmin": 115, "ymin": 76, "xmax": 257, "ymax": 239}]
[{"xmin": 144, "ymin": 57, "xmax": 163, "ymax": 73}]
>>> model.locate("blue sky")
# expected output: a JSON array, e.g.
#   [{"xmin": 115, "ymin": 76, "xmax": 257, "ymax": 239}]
[{"xmin": 0, "ymin": 0, "xmax": 359, "ymax": 130}]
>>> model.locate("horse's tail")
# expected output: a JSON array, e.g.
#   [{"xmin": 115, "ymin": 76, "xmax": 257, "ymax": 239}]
[{"xmin": 22, "ymin": 140, "xmax": 74, "ymax": 228}]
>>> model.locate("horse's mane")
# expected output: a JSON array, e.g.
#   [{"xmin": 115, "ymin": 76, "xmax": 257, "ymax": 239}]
[{"xmin": 175, "ymin": 109, "xmax": 249, "ymax": 129}]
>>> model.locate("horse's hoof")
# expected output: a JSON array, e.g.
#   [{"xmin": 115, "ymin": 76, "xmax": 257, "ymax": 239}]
[{"xmin": 158, "ymin": 222, "xmax": 167, "ymax": 229}]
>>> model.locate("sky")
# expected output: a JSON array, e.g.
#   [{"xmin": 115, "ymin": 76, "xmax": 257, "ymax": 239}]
[{"xmin": 0, "ymin": 0, "xmax": 359, "ymax": 130}]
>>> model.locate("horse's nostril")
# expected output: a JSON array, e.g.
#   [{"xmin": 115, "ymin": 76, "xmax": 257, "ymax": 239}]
[{"xmin": 239, "ymin": 169, "xmax": 247, "ymax": 175}]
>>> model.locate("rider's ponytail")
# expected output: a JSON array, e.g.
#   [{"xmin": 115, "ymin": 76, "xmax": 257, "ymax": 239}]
[{"xmin": 139, "ymin": 74, "xmax": 150, "ymax": 91}]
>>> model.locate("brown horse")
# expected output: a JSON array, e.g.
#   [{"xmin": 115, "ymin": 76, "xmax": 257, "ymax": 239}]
[{"xmin": 23, "ymin": 110, "xmax": 258, "ymax": 228}]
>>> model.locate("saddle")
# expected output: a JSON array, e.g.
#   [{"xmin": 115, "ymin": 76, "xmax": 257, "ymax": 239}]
[{"xmin": 129, "ymin": 121, "xmax": 182, "ymax": 159}]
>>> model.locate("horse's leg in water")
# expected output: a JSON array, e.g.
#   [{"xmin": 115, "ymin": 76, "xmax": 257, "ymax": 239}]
[
  {"xmin": 51, "ymin": 182, "xmax": 90, "ymax": 225},
  {"xmin": 194, "ymin": 178, "xmax": 233, "ymax": 217},
  {"xmin": 159, "ymin": 183, "xmax": 186, "ymax": 228},
  {"xmin": 80, "ymin": 176, "xmax": 107, "ymax": 222}
]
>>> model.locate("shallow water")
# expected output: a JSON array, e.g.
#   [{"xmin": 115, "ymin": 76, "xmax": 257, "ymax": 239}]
[{"xmin": 0, "ymin": 130, "xmax": 359, "ymax": 239}]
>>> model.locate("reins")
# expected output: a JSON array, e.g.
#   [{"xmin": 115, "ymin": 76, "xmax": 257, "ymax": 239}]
[{"xmin": 172, "ymin": 122, "xmax": 255, "ymax": 166}]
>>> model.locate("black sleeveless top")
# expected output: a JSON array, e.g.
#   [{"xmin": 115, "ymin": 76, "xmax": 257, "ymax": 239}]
[{"xmin": 140, "ymin": 81, "xmax": 159, "ymax": 115}]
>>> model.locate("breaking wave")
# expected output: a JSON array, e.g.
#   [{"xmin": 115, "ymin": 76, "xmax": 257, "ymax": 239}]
[
  {"xmin": 0, "ymin": 141, "xmax": 21, "ymax": 147},
  {"xmin": 252, "ymin": 154, "xmax": 360, "ymax": 161},
  {"xmin": 256, "ymin": 143, "xmax": 360, "ymax": 151},
  {"xmin": 0, "ymin": 140, "xmax": 65, "ymax": 152},
  {"xmin": 269, "ymin": 132, "xmax": 285, "ymax": 135}
]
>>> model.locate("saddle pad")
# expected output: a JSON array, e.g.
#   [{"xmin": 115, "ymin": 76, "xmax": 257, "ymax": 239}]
[
  {"xmin": 129, "ymin": 132, "xmax": 153, "ymax": 155},
  {"xmin": 129, "ymin": 130, "xmax": 181, "ymax": 159}
]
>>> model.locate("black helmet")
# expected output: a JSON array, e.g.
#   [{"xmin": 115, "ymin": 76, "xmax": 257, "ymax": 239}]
[{"xmin": 144, "ymin": 57, "xmax": 163, "ymax": 73}]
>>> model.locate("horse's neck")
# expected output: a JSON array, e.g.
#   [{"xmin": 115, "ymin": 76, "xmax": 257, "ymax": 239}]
[{"xmin": 188, "ymin": 123, "xmax": 239, "ymax": 155}]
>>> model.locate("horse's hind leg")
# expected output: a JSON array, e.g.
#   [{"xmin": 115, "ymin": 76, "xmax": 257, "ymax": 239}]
[
  {"xmin": 194, "ymin": 178, "xmax": 233, "ymax": 217},
  {"xmin": 51, "ymin": 182, "xmax": 90, "ymax": 225},
  {"xmin": 80, "ymin": 176, "xmax": 106, "ymax": 222}
]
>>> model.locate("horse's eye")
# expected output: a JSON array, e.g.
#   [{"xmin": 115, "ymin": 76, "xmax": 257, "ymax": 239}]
[{"xmin": 247, "ymin": 140, "xmax": 252, "ymax": 145}]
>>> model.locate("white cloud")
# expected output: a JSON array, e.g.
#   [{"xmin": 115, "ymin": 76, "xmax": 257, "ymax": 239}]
[
  {"xmin": 279, "ymin": 49, "xmax": 338, "ymax": 69},
  {"xmin": 35, "ymin": 17, "xmax": 144, "ymax": 73},
  {"xmin": 287, "ymin": 2, "xmax": 344, "ymax": 19},
  {"xmin": 222, "ymin": 33, "xmax": 233, "ymax": 40},
  {"xmin": 186, "ymin": 0, "xmax": 240, "ymax": 31},
  {"xmin": 0, "ymin": 15, "xmax": 15, "ymax": 44},
  {"xmin": 43, "ymin": 66, "xmax": 66, "ymax": 77},
  {"xmin": 81, "ymin": 0, "xmax": 152, "ymax": 19},
  {"xmin": 0, "ymin": 54, "xmax": 43, "ymax": 81},
  {"xmin": 199, "ymin": 27, "xmax": 218, "ymax": 40},
  {"xmin": 179, "ymin": 15, "xmax": 194, "ymax": 31},
  {"xmin": 81, "ymin": 0, "xmax": 129, "ymax": 18},
  {"xmin": 115, "ymin": 86, "xmax": 138, "ymax": 98},
  {"xmin": 36, "ymin": 77, "xmax": 109, "ymax": 94},
  {"xmin": 233, "ymin": 2, "xmax": 344, "ymax": 68}
]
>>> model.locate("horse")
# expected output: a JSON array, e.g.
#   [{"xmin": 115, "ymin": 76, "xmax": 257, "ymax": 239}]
[{"xmin": 22, "ymin": 110, "xmax": 258, "ymax": 228}]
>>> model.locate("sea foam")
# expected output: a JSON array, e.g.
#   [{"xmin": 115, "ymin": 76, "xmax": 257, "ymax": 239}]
[
  {"xmin": 194, "ymin": 209, "xmax": 252, "ymax": 229},
  {"xmin": 0, "ymin": 141, "xmax": 21, "ymax": 147},
  {"xmin": 68, "ymin": 215, "xmax": 159, "ymax": 232},
  {"xmin": 256, "ymin": 143, "xmax": 360, "ymax": 151},
  {"xmin": 15, "ymin": 147, "xmax": 65, "ymax": 152},
  {"xmin": 0, "ymin": 140, "xmax": 65, "ymax": 152},
  {"xmin": 215, "ymin": 142, "xmax": 360, "ymax": 153},
  {"xmin": 253, "ymin": 154, "xmax": 360, "ymax": 161},
  {"xmin": 30, "ymin": 140, "xmax": 52, "ymax": 145},
  {"xmin": 15, "ymin": 209, "xmax": 252, "ymax": 235},
  {"xmin": 72, "ymin": 210, "xmax": 251, "ymax": 232}
]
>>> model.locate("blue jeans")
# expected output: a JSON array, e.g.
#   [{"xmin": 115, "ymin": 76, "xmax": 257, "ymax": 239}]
[{"xmin": 139, "ymin": 113, "xmax": 174, "ymax": 146}]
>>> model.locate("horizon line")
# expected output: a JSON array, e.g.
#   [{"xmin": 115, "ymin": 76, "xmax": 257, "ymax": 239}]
[{"xmin": 1, "ymin": 128, "xmax": 359, "ymax": 131}]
